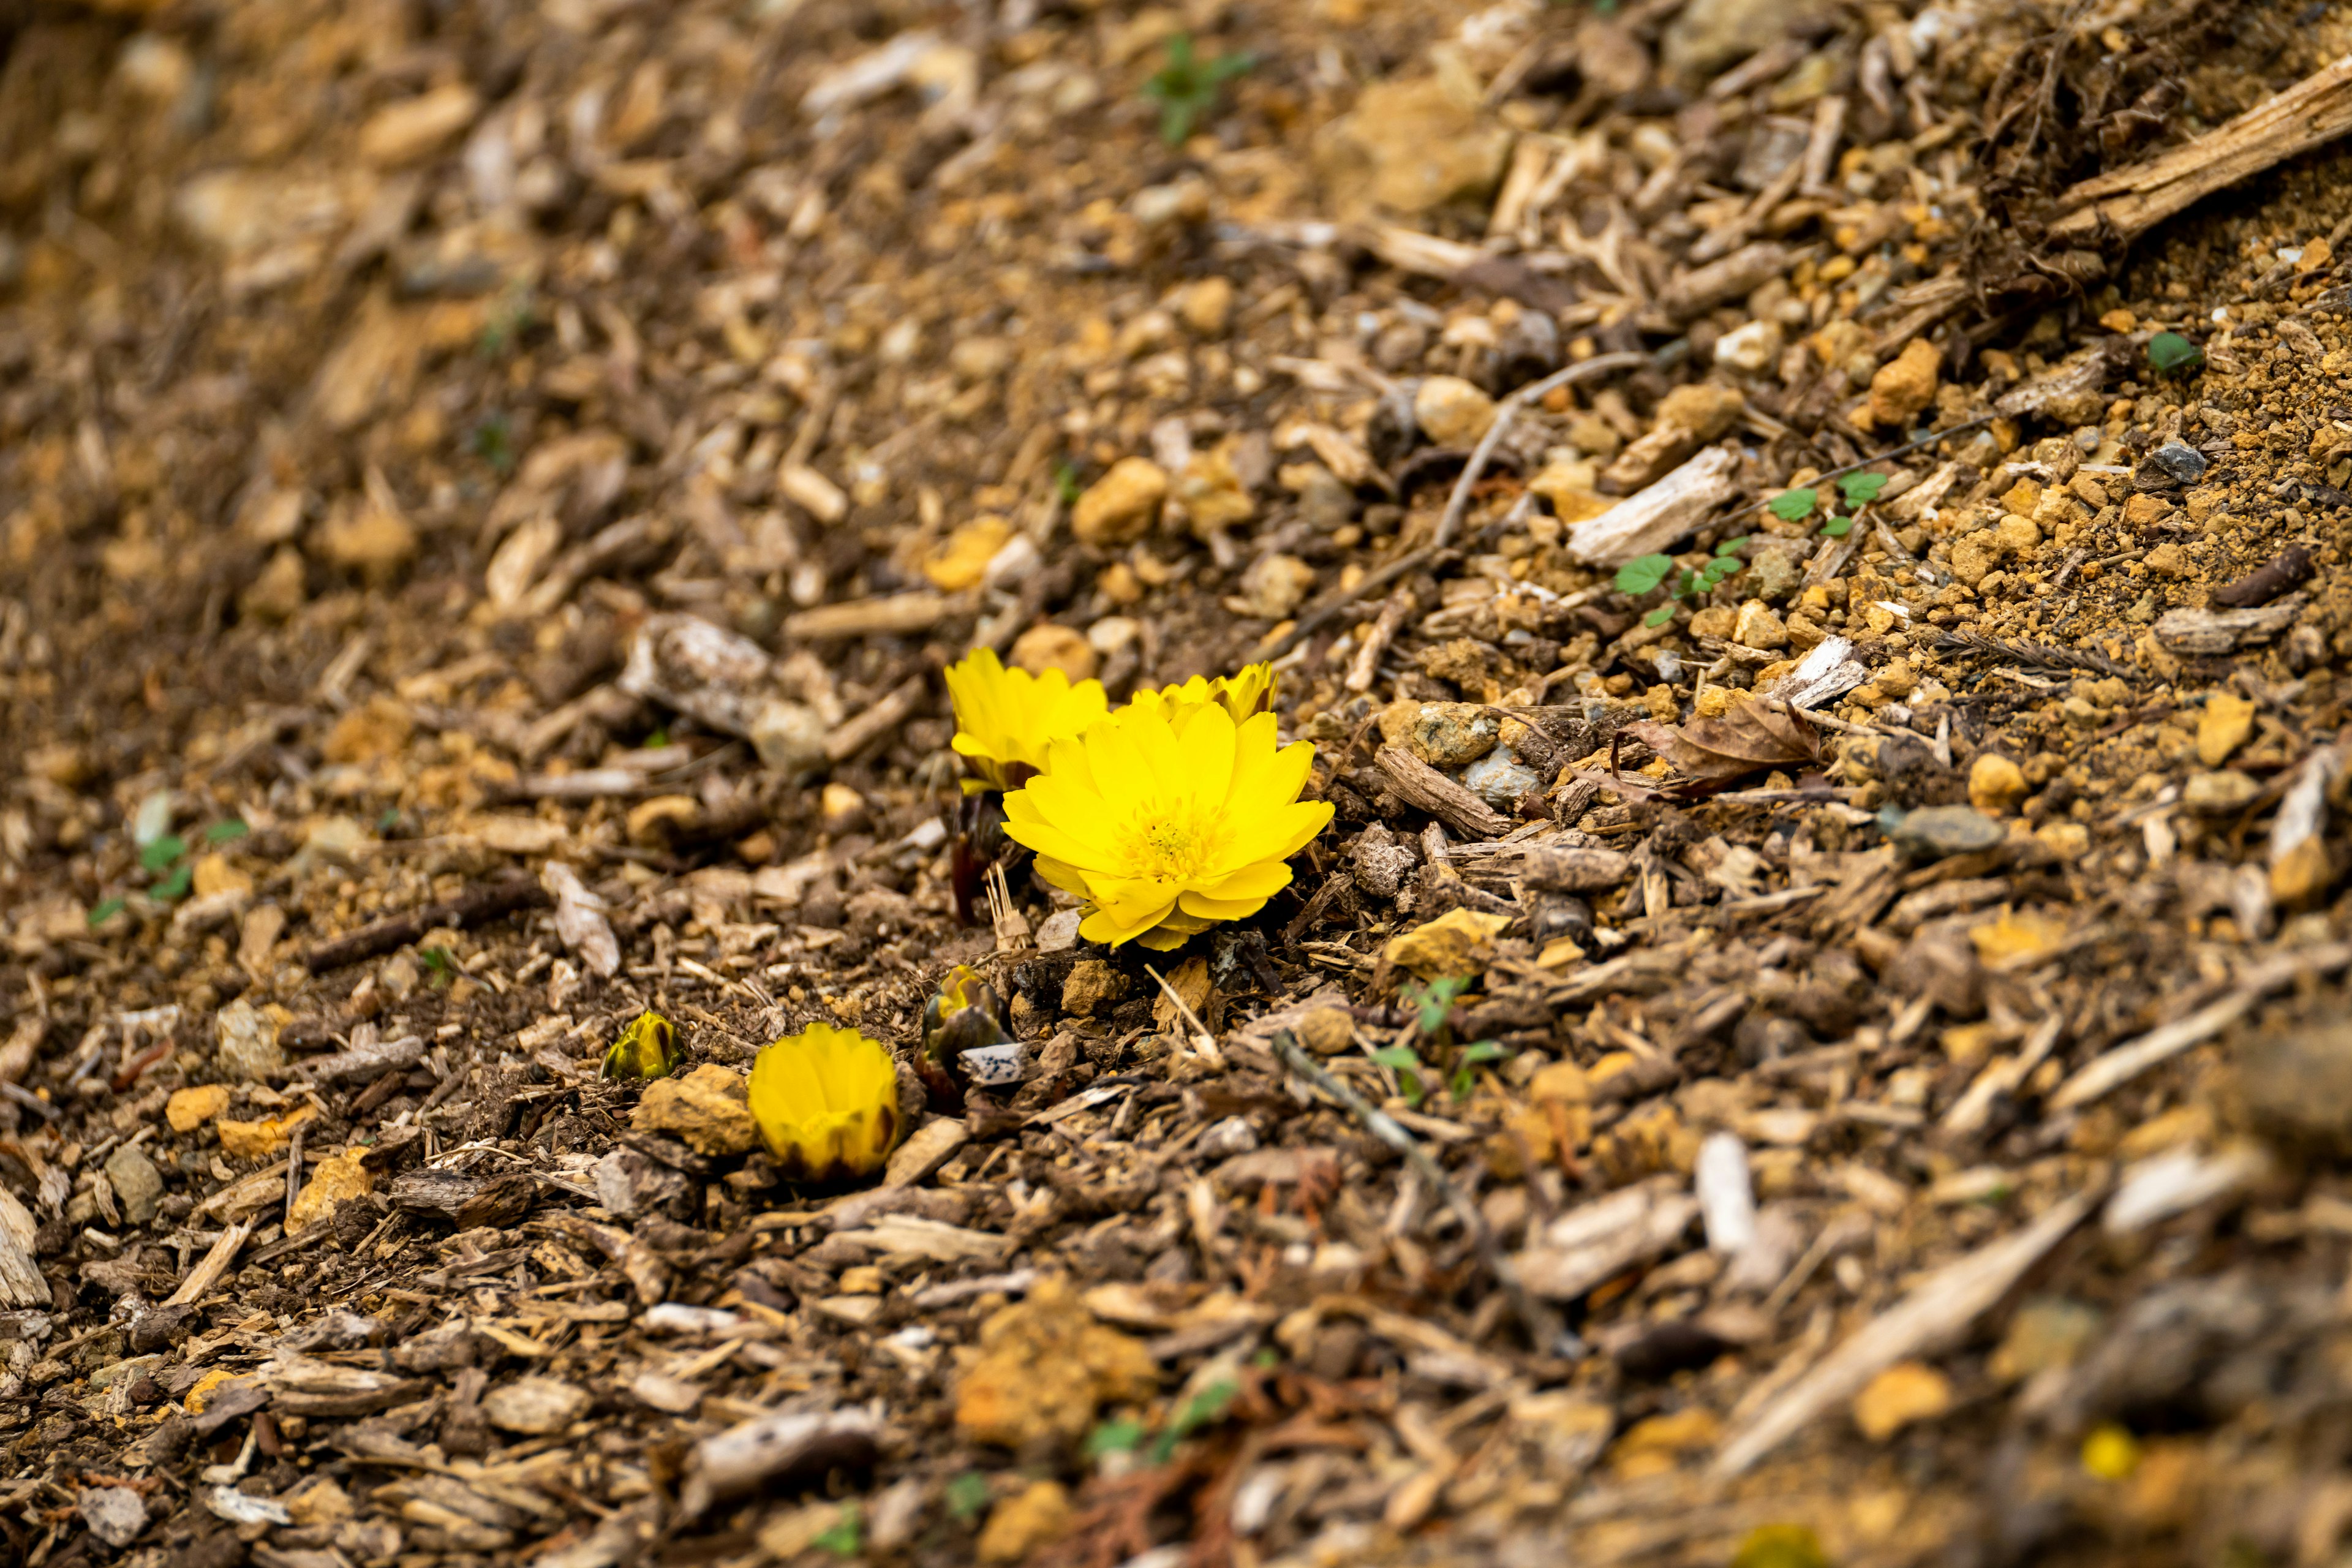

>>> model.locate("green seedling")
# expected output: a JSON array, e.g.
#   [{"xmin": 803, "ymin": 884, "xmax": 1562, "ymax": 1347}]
[
  {"xmin": 2147, "ymin": 331, "xmax": 2204, "ymax": 375},
  {"xmin": 811, "ymin": 1504, "xmax": 861, "ymax": 1557},
  {"xmin": 1142, "ymin": 33, "xmax": 1256, "ymax": 144},
  {"xmin": 946, "ymin": 1472, "xmax": 992, "ymax": 1523},
  {"xmin": 1150, "ymin": 1378, "xmax": 1240, "ymax": 1463},
  {"xmin": 1619, "ymin": 537, "xmax": 1749, "ymax": 627}
]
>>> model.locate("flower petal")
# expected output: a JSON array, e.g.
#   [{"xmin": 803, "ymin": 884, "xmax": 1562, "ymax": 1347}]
[{"xmin": 1177, "ymin": 890, "xmax": 1271, "ymax": 921}]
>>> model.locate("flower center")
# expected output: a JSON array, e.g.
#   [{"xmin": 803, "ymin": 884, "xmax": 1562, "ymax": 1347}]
[{"xmin": 1117, "ymin": 798, "xmax": 1228, "ymax": 883}]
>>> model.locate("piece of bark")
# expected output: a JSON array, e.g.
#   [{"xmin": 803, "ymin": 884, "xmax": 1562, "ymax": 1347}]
[
  {"xmin": 679, "ymin": 1406, "xmax": 884, "ymax": 1518},
  {"xmin": 542, "ymin": 862, "xmax": 620, "ymax": 979},
  {"xmin": 1374, "ymin": 746, "xmax": 1510, "ymax": 839},
  {"xmin": 1517, "ymin": 1179, "xmax": 1702, "ymax": 1302},
  {"xmin": 784, "ymin": 592, "xmax": 952, "ymax": 641},
  {"xmin": 2048, "ymin": 53, "xmax": 2352, "ymax": 247},
  {"xmin": 305, "ymin": 1033, "xmax": 426, "ymax": 1086},
  {"xmin": 1760, "ymin": 635, "xmax": 1868, "ymax": 709},
  {"xmin": 0, "ymin": 1187, "xmax": 50, "ymax": 1308},
  {"xmin": 1519, "ymin": 846, "xmax": 1633, "ymax": 894},
  {"xmin": 1660, "ymin": 243, "xmax": 1797, "ymax": 318},
  {"xmin": 1994, "ymin": 343, "xmax": 2122, "ymax": 420},
  {"xmin": 826, "ymin": 675, "xmax": 927, "ymax": 763},
  {"xmin": 304, "ymin": 873, "xmax": 549, "ymax": 973},
  {"xmin": 2210, "ymin": 546, "xmax": 2315, "ymax": 608},
  {"xmin": 2152, "ymin": 594, "xmax": 2308, "ymax": 655},
  {"xmin": 391, "ymin": 1169, "xmax": 486, "ymax": 1219},
  {"xmin": 165, "ymin": 1218, "xmax": 254, "ymax": 1306},
  {"xmin": 188, "ymin": 1380, "xmax": 271, "ymax": 1438},
  {"xmin": 264, "ymin": 1354, "xmax": 431, "ymax": 1417},
  {"xmin": 1566, "ymin": 447, "xmax": 1741, "ymax": 566},
  {"xmin": 1714, "ymin": 1189, "xmax": 2100, "ymax": 1474}
]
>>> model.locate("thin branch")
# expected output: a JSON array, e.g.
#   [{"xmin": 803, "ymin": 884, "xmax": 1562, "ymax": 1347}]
[
  {"xmin": 1927, "ymin": 627, "xmax": 2137, "ymax": 680},
  {"xmin": 1265, "ymin": 1028, "xmax": 1580, "ymax": 1361}
]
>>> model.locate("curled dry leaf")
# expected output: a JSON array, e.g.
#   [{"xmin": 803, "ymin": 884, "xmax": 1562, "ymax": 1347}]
[{"xmin": 1622, "ymin": 698, "xmax": 1821, "ymax": 793}]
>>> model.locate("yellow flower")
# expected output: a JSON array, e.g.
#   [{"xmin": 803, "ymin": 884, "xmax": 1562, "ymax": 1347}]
[
  {"xmin": 747, "ymin": 1022, "xmax": 903, "ymax": 1180},
  {"xmin": 600, "ymin": 1011, "xmax": 682, "ymax": 1080},
  {"xmin": 1001, "ymin": 701, "xmax": 1332, "ymax": 950},
  {"xmin": 944, "ymin": 647, "xmax": 1109, "ymax": 795},
  {"xmin": 1122, "ymin": 662, "xmax": 1276, "ymax": 729}
]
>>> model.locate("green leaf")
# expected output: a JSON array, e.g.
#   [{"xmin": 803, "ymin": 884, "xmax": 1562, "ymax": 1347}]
[
  {"xmin": 1766, "ymin": 488, "xmax": 1819, "ymax": 522},
  {"xmin": 420, "ymin": 946, "xmax": 453, "ymax": 973},
  {"xmin": 2147, "ymin": 331, "xmax": 2205, "ymax": 375},
  {"xmin": 1150, "ymin": 1378, "xmax": 1242, "ymax": 1462},
  {"xmin": 1700, "ymin": 558, "xmax": 1744, "ymax": 588},
  {"xmin": 1086, "ymin": 1417, "xmax": 1145, "ymax": 1458},
  {"xmin": 1142, "ymin": 34, "xmax": 1255, "ymax": 144},
  {"xmin": 812, "ymin": 1506, "xmax": 861, "ymax": 1558},
  {"xmin": 1820, "ymin": 516, "xmax": 1854, "ymax": 538},
  {"xmin": 204, "ymin": 819, "xmax": 251, "ymax": 843},
  {"xmin": 140, "ymin": 834, "xmax": 187, "ymax": 873},
  {"xmin": 1370, "ymin": 1047, "xmax": 1427, "ymax": 1107},
  {"xmin": 152, "ymin": 863, "xmax": 194, "ymax": 902},
  {"xmin": 1054, "ymin": 462, "xmax": 1083, "ymax": 506},
  {"xmin": 1643, "ymin": 605, "xmax": 1676, "ymax": 627},
  {"xmin": 1404, "ymin": 976, "xmax": 1469, "ymax": 1035},
  {"xmin": 1714, "ymin": 535, "xmax": 1751, "ymax": 557},
  {"xmin": 1614, "ymin": 553, "xmax": 1675, "ymax": 595},
  {"xmin": 377, "ymin": 808, "xmax": 402, "ymax": 833},
  {"xmin": 1836, "ymin": 471, "xmax": 1888, "ymax": 507},
  {"xmin": 1459, "ymin": 1040, "xmax": 1509, "ymax": 1065},
  {"xmin": 87, "ymin": 896, "xmax": 126, "ymax": 929},
  {"xmin": 946, "ymin": 1473, "xmax": 992, "ymax": 1523},
  {"xmin": 644, "ymin": 726, "xmax": 669, "ymax": 750}
]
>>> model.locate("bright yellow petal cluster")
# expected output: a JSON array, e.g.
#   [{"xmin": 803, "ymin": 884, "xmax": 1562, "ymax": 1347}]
[
  {"xmin": 1121, "ymin": 662, "xmax": 1276, "ymax": 731},
  {"xmin": 747, "ymin": 1022, "xmax": 902, "ymax": 1180},
  {"xmin": 944, "ymin": 649, "xmax": 1109, "ymax": 795},
  {"xmin": 1001, "ymin": 702, "xmax": 1332, "ymax": 950},
  {"xmin": 600, "ymin": 1010, "xmax": 682, "ymax": 1080}
]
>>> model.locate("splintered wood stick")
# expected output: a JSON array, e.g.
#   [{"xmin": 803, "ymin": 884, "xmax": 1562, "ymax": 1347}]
[
  {"xmin": 167, "ymin": 1219, "xmax": 255, "ymax": 1306},
  {"xmin": 2049, "ymin": 52, "xmax": 2352, "ymax": 246},
  {"xmin": 824, "ymin": 674, "xmax": 925, "ymax": 763},
  {"xmin": 1346, "ymin": 585, "xmax": 1415, "ymax": 694}
]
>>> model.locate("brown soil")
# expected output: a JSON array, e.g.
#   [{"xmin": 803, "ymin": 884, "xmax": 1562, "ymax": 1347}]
[{"xmin": 6, "ymin": 2, "xmax": 2352, "ymax": 1567}]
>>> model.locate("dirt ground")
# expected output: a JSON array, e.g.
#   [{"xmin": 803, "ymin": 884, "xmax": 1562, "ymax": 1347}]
[{"xmin": 7, "ymin": 0, "xmax": 2352, "ymax": 1565}]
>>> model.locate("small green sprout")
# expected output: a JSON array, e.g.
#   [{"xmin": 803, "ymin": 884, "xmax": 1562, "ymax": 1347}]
[
  {"xmin": 1450, "ymin": 1039, "xmax": 1510, "ymax": 1101},
  {"xmin": 811, "ymin": 1504, "xmax": 861, "ymax": 1557},
  {"xmin": 1836, "ymin": 472, "xmax": 1888, "ymax": 508},
  {"xmin": 1149, "ymin": 1378, "xmax": 1240, "ymax": 1463},
  {"xmin": 2147, "ymin": 331, "xmax": 2204, "ymax": 375},
  {"xmin": 1369, "ymin": 1045, "xmax": 1427, "ymax": 1107},
  {"xmin": 1142, "ymin": 34, "xmax": 1256, "ymax": 145},
  {"xmin": 946, "ymin": 1472, "xmax": 992, "ymax": 1523}
]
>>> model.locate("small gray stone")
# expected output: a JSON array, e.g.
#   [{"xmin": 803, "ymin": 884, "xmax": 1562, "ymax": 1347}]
[
  {"xmin": 103, "ymin": 1145, "xmax": 165, "ymax": 1227},
  {"xmin": 1197, "ymin": 1115, "xmax": 1261, "ymax": 1159},
  {"xmin": 79, "ymin": 1486, "xmax": 146, "ymax": 1548},
  {"xmin": 1409, "ymin": 703, "xmax": 1499, "ymax": 768},
  {"xmin": 1350, "ymin": 823, "xmax": 1419, "ymax": 899},
  {"xmin": 214, "ymin": 997, "xmax": 285, "ymax": 1081},
  {"xmin": 1885, "ymin": 804, "xmax": 2005, "ymax": 859},
  {"xmin": 1745, "ymin": 540, "xmax": 1806, "ymax": 604},
  {"xmin": 1462, "ymin": 744, "xmax": 1543, "ymax": 811},
  {"xmin": 2134, "ymin": 438, "xmax": 2208, "ymax": 491}
]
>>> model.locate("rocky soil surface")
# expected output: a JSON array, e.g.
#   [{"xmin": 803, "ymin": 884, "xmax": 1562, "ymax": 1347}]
[{"xmin": 7, "ymin": 1, "xmax": 2352, "ymax": 1566}]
